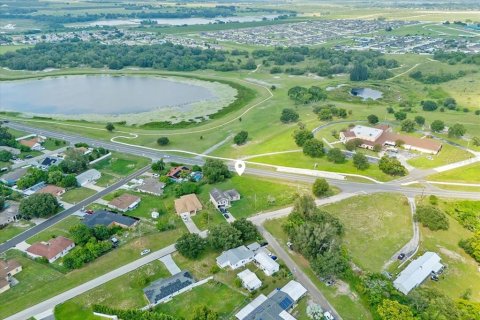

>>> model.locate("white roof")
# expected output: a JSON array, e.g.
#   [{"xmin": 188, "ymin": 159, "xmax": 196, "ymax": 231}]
[
  {"xmin": 237, "ymin": 269, "xmax": 262, "ymax": 289},
  {"xmin": 394, "ymin": 252, "xmax": 443, "ymax": 295},
  {"xmin": 255, "ymin": 251, "xmax": 279, "ymax": 272},
  {"xmin": 76, "ymin": 169, "xmax": 101, "ymax": 185},
  {"xmin": 350, "ymin": 125, "xmax": 383, "ymax": 142},
  {"xmin": 235, "ymin": 294, "xmax": 268, "ymax": 320},
  {"xmin": 281, "ymin": 280, "xmax": 307, "ymax": 302},
  {"xmin": 280, "ymin": 310, "xmax": 297, "ymax": 320},
  {"xmin": 217, "ymin": 245, "xmax": 254, "ymax": 267}
]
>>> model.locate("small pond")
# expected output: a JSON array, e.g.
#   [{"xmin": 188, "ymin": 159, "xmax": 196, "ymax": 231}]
[{"xmin": 350, "ymin": 88, "xmax": 383, "ymax": 100}]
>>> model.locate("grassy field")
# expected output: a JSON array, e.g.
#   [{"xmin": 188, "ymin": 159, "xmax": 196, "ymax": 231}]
[
  {"xmin": 321, "ymin": 193, "xmax": 413, "ymax": 272},
  {"xmin": 0, "ymin": 221, "xmax": 35, "ymax": 244},
  {"xmin": 54, "ymin": 301, "xmax": 102, "ymax": 320},
  {"xmin": 94, "ymin": 172, "xmax": 117, "ymax": 187},
  {"xmin": 264, "ymin": 219, "xmax": 372, "ymax": 320},
  {"xmin": 27, "ymin": 216, "xmax": 80, "ymax": 244},
  {"xmin": 427, "ymin": 162, "xmax": 480, "ymax": 183},
  {"xmin": 42, "ymin": 137, "xmax": 67, "ymax": 151},
  {"xmin": 407, "ymin": 143, "xmax": 474, "ymax": 169},
  {"xmin": 92, "ymin": 152, "xmax": 150, "ymax": 177},
  {"xmin": 61, "ymin": 187, "xmax": 97, "ymax": 204}
]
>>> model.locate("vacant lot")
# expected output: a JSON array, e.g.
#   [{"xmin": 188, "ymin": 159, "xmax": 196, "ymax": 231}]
[
  {"xmin": 93, "ymin": 153, "xmax": 150, "ymax": 177},
  {"xmin": 62, "ymin": 187, "xmax": 97, "ymax": 204},
  {"xmin": 54, "ymin": 301, "xmax": 102, "ymax": 320},
  {"xmin": 427, "ymin": 162, "xmax": 480, "ymax": 184},
  {"xmin": 321, "ymin": 193, "xmax": 412, "ymax": 272},
  {"xmin": 0, "ymin": 221, "xmax": 34, "ymax": 244},
  {"xmin": 27, "ymin": 216, "xmax": 81, "ymax": 244},
  {"xmin": 407, "ymin": 143, "xmax": 473, "ymax": 169}
]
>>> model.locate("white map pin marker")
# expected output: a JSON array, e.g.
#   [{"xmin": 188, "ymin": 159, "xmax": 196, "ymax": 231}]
[{"xmin": 234, "ymin": 160, "xmax": 246, "ymax": 176}]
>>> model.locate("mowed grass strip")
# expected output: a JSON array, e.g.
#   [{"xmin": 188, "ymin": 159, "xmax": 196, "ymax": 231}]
[
  {"xmin": 61, "ymin": 187, "xmax": 97, "ymax": 204},
  {"xmin": 407, "ymin": 143, "xmax": 474, "ymax": 169},
  {"xmin": 93, "ymin": 152, "xmax": 150, "ymax": 177},
  {"xmin": 321, "ymin": 193, "xmax": 413, "ymax": 272},
  {"xmin": 427, "ymin": 162, "xmax": 480, "ymax": 184}
]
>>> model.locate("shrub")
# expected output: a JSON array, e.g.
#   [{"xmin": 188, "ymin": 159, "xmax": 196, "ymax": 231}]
[
  {"xmin": 378, "ymin": 156, "xmax": 407, "ymax": 176},
  {"xmin": 157, "ymin": 137, "xmax": 170, "ymax": 146},
  {"xmin": 303, "ymin": 139, "xmax": 325, "ymax": 158},
  {"xmin": 234, "ymin": 131, "xmax": 249, "ymax": 145},
  {"xmin": 312, "ymin": 178, "xmax": 330, "ymax": 197},
  {"xmin": 414, "ymin": 205, "xmax": 449, "ymax": 231},
  {"xmin": 280, "ymin": 108, "xmax": 299, "ymax": 123}
]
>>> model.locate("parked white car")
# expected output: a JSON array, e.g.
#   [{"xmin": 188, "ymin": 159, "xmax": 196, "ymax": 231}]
[{"xmin": 140, "ymin": 249, "xmax": 151, "ymax": 256}]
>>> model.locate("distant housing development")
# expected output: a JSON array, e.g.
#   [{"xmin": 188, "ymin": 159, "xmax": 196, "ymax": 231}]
[
  {"xmin": 340, "ymin": 124, "xmax": 442, "ymax": 154},
  {"xmin": 394, "ymin": 252, "xmax": 444, "ymax": 295}
]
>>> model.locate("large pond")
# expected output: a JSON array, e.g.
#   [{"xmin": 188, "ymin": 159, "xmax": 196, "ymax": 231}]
[
  {"xmin": 72, "ymin": 15, "xmax": 279, "ymax": 27},
  {"xmin": 350, "ymin": 88, "xmax": 383, "ymax": 100},
  {"xmin": 0, "ymin": 75, "xmax": 237, "ymax": 124}
]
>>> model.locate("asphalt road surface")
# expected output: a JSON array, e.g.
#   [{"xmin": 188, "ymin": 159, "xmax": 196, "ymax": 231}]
[{"xmin": 0, "ymin": 164, "xmax": 150, "ymax": 254}]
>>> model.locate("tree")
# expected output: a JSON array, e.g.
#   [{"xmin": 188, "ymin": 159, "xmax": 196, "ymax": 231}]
[
  {"xmin": 400, "ymin": 119, "xmax": 416, "ymax": 133},
  {"xmin": 394, "ymin": 111, "xmax": 407, "ymax": 121},
  {"xmin": 208, "ymin": 224, "xmax": 242, "ymax": 250},
  {"xmin": 430, "ymin": 120, "xmax": 445, "ymax": 132},
  {"xmin": 311, "ymin": 248, "xmax": 348, "ymax": 278},
  {"xmin": 327, "ymin": 148, "xmax": 345, "ymax": 163},
  {"xmin": 60, "ymin": 174, "xmax": 78, "ymax": 188},
  {"xmin": 378, "ymin": 156, "xmax": 407, "ymax": 176},
  {"xmin": 47, "ymin": 170, "xmax": 63, "ymax": 185},
  {"xmin": 0, "ymin": 196, "xmax": 4, "ymax": 210},
  {"xmin": 317, "ymin": 109, "xmax": 333, "ymax": 121},
  {"xmin": 202, "ymin": 159, "xmax": 231, "ymax": 184},
  {"xmin": 192, "ymin": 305, "xmax": 219, "ymax": 320},
  {"xmin": 350, "ymin": 63, "xmax": 369, "ymax": 81},
  {"xmin": 174, "ymin": 181, "xmax": 199, "ymax": 197},
  {"xmin": 367, "ymin": 114, "xmax": 379, "ymax": 125},
  {"xmin": 69, "ymin": 224, "xmax": 93, "ymax": 245},
  {"xmin": 92, "ymin": 225, "xmax": 112, "ymax": 241},
  {"xmin": 459, "ymin": 231, "xmax": 480, "ymax": 263},
  {"xmin": 60, "ymin": 149, "xmax": 88, "ymax": 174},
  {"xmin": 353, "ymin": 153, "xmax": 369, "ymax": 170},
  {"xmin": 443, "ymin": 97, "xmax": 457, "ymax": 110},
  {"xmin": 105, "ymin": 123, "xmax": 115, "ymax": 132},
  {"xmin": 345, "ymin": 138, "xmax": 362, "ymax": 151},
  {"xmin": 232, "ymin": 218, "xmax": 258, "ymax": 242},
  {"xmin": 448, "ymin": 123, "xmax": 466, "ymax": 138},
  {"xmin": 414, "ymin": 115, "xmax": 425, "ymax": 126},
  {"xmin": 175, "ymin": 233, "xmax": 207, "ymax": 259},
  {"xmin": 0, "ymin": 150, "xmax": 12, "ymax": 162},
  {"xmin": 473, "ymin": 136, "xmax": 480, "ymax": 147},
  {"xmin": 414, "ymin": 205, "xmax": 449, "ymax": 231},
  {"xmin": 292, "ymin": 195, "xmax": 317, "ymax": 220},
  {"xmin": 280, "ymin": 108, "xmax": 299, "ymax": 123},
  {"xmin": 293, "ymin": 129, "xmax": 313, "ymax": 147},
  {"xmin": 19, "ymin": 193, "xmax": 59, "ymax": 219},
  {"xmin": 233, "ymin": 131, "xmax": 249, "ymax": 145},
  {"xmin": 377, "ymin": 299, "xmax": 416, "ymax": 320},
  {"xmin": 157, "ymin": 137, "xmax": 170, "ymax": 146},
  {"xmin": 303, "ymin": 139, "xmax": 324, "ymax": 158},
  {"xmin": 312, "ymin": 178, "xmax": 330, "ymax": 197},
  {"xmin": 151, "ymin": 159, "xmax": 166, "ymax": 172},
  {"xmin": 422, "ymin": 100, "xmax": 438, "ymax": 111},
  {"xmin": 373, "ymin": 144, "xmax": 382, "ymax": 152}
]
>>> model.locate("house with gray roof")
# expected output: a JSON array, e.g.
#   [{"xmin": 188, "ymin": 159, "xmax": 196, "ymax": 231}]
[
  {"xmin": 0, "ymin": 201, "xmax": 19, "ymax": 227},
  {"xmin": 209, "ymin": 188, "xmax": 241, "ymax": 209},
  {"xmin": 143, "ymin": 271, "xmax": 195, "ymax": 305},
  {"xmin": 0, "ymin": 167, "xmax": 28, "ymax": 186},
  {"xmin": 216, "ymin": 245, "xmax": 255, "ymax": 270},
  {"xmin": 82, "ymin": 210, "xmax": 139, "ymax": 229},
  {"xmin": 76, "ymin": 169, "xmax": 101, "ymax": 186},
  {"xmin": 136, "ymin": 177, "xmax": 165, "ymax": 196}
]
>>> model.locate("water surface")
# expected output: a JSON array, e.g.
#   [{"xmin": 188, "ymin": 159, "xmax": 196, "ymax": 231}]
[{"xmin": 350, "ymin": 88, "xmax": 383, "ymax": 100}]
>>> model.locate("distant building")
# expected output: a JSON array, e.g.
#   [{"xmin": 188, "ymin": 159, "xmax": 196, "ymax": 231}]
[
  {"xmin": 235, "ymin": 280, "xmax": 307, "ymax": 320},
  {"xmin": 108, "ymin": 193, "xmax": 141, "ymax": 212},
  {"xmin": 143, "ymin": 271, "xmax": 195, "ymax": 305},
  {"xmin": 36, "ymin": 185, "xmax": 65, "ymax": 198},
  {"xmin": 174, "ymin": 194, "xmax": 202, "ymax": 217},
  {"xmin": 394, "ymin": 252, "xmax": 444, "ymax": 295},
  {"xmin": 209, "ymin": 188, "xmax": 241, "ymax": 209},
  {"xmin": 339, "ymin": 124, "xmax": 442, "ymax": 154},
  {"xmin": 0, "ymin": 259, "xmax": 22, "ymax": 294},
  {"xmin": 217, "ymin": 245, "xmax": 255, "ymax": 270},
  {"xmin": 254, "ymin": 251, "xmax": 280, "ymax": 276},
  {"xmin": 82, "ymin": 210, "xmax": 139, "ymax": 229},
  {"xmin": 0, "ymin": 167, "xmax": 28, "ymax": 186},
  {"xmin": 237, "ymin": 269, "xmax": 262, "ymax": 291},
  {"xmin": 38, "ymin": 156, "xmax": 63, "ymax": 170},
  {"xmin": 19, "ymin": 137, "xmax": 44, "ymax": 151},
  {"xmin": 136, "ymin": 177, "xmax": 165, "ymax": 196},
  {"xmin": 23, "ymin": 181, "xmax": 47, "ymax": 196},
  {"xmin": 26, "ymin": 236, "xmax": 75, "ymax": 263},
  {"xmin": 76, "ymin": 169, "xmax": 101, "ymax": 186}
]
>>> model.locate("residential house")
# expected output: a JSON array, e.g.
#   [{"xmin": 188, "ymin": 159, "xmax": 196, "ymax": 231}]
[
  {"xmin": 0, "ymin": 167, "xmax": 28, "ymax": 186},
  {"xmin": 237, "ymin": 269, "xmax": 262, "ymax": 291},
  {"xmin": 166, "ymin": 166, "xmax": 190, "ymax": 181},
  {"xmin": 36, "ymin": 185, "xmax": 65, "ymax": 198},
  {"xmin": 209, "ymin": 188, "xmax": 241, "ymax": 209},
  {"xmin": 19, "ymin": 137, "xmax": 44, "ymax": 151},
  {"xmin": 0, "ymin": 146, "xmax": 20, "ymax": 155},
  {"xmin": 136, "ymin": 177, "xmax": 165, "ymax": 196},
  {"xmin": 254, "ymin": 251, "xmax": 279, "ymax": 276},
  {"xmin": 174, "ymin": 194, "xmax": 202, "ymax": 217},
  {"xmin": 23, "ymin": 182, "xmax": 46, "ymax": 196},
  {"xmin": 235, "ymin": 280, "xmax": 307, "ymax": 320},
  {"xmin": 143, "ymin": 271, "xmax": 195, "ymax": 305},
  {"xmin": 38, "ymin": 156, "xmax": 63, "ymax": 170},
  {"xmin": 394, "ymin": 252, "xmax": 444, "ymax": 295},
  {"xmin": 0, "ymin": 201, "xmax": 19, "ymax": 227},
  {"xmin": 26, "ymin": 236, "xmax": 75, "ymax": 263},
  {"xmin": 0, "ymin": 259, "xmax": 22, "ymax": 294},
  {"xmin": 82, "ymin": 210, "xmax": 139, "ymax": 229},
  {"xmin": 216, "ymin": 245, "xmax": 255, "ymax": 270},
  {"xmin": 76, "ymin": 169, "xmax": 101, "ymax": 187},
  {"xmin": 108, "ymin": 194, "xmax": 141, "ymax": 212},
  {"xmin": 339, "ymin": 124, "xmax": 442, "ymax": 154}
]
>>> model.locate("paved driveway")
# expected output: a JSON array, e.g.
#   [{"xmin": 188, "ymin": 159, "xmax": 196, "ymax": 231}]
[{"xmin": 159, "ymin": 254, "xmax": 181, "ymax": 275}]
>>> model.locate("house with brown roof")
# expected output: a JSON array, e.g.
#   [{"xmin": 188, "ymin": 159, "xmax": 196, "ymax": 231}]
[
  {"xmin": 26, "ymin": 236, "xmax": 75, "ymax": 263},
  {"xmin": 0, "ymin": 259, "xmax": 22, "ymax": 294},
  {"xmin": 36, "ymin": 185, "xmax": 66, "ymax": 198},
  {"xmin": 340, "ymin": 124, "xmax": 442, "ymax": 154},
  {"xmin": 166, "ymin": 166, "xmax": 190, "ymax": 180},
  {"xmin": 174, "ymin": 194, "xmax": 202, "ymax": 217},
  {"xmin": 19, "ymin": 137, "xmax": 44, "ymax": 151},
  {"xmin": 108, "ymin": 193, "xmax": 141, "ymax": 212}
]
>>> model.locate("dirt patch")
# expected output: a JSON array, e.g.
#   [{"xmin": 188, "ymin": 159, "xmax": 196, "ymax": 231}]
[
  {"xmin": 334, "ymin": 280, "xmax": 358, "ymax": 301},
  {"xmin": 438, "ymin": 246, "xmax": 465, "ymax": 262}
]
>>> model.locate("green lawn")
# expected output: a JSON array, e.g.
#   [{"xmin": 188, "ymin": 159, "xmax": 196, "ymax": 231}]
[
  {"xmin": 427, "ymin": 162, "xmax": 480, "ymax": 184},
  {"xmin": 93, "ymin": 152, "xmax": 150, "ymax": 177},
  {"xmin": 407, "ymin": 143, "xmax": 474, "ymax": 169},
  {"xmin": 0, "ymin": 221, "xmax": 34, "ymax": 244},
  {"xmin": 95, "ymin": 172, "xmax": 117, "ymax": 187},
  {"xmin": 321, "ymin": 193, "xmax": 412, "ymax": 272},
  {"xmin": 54, "ymin": 301, "xmax": 102, "ymax": 320},
  {"xmin": 264, "ymin": 219, "xmax": 373, "ymax": 320},
  {"xmin": 42, "ymin": 138, "xmax": 67, "ymax": 151},
  {"xmin": 61, "ymin": 187, "xmax": 97, "ymax": 204},
  {"xmin": 67, "ymin": 260, "xmax": 170, "ymax": 310},
  {"xmin": 27, "ymin": 216, "xmax": 81, "ymax": 244}
]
